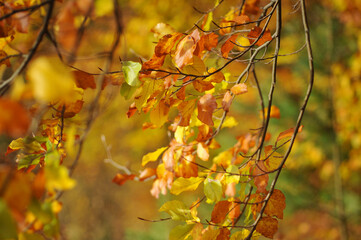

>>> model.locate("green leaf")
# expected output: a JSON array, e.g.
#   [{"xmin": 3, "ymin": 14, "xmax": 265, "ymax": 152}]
[
  {"xmin": 159, "ymin": 200, "xmax": 193, "ymax": 221},
  {"xmin": 204, "ymin": 178, "xmax": 223, "ymax": 203},
  {"xmin": 120, "ymin": 82, "xmax": 137, "ymax": 100},
  {"xmin": 142, "ymin": 147, "xmax": 167, "ymax": 166},
  {"xmin": 171, "ymin": 177, "xmax": 204, "ymax": 195},
  {"xmin": 230, "ymin": 229, "xmax": 250, "ymax": 240},
  {"xmin": 122, "ymin": 61, "xmax": 142, "ymax": 87},
  {"xmin": 18, "ymin": 154, "xmax": 42, "ymax": 169},
  {"xmin": 169, "ymin": 224, "xmax": 194, "ymax": 240}
]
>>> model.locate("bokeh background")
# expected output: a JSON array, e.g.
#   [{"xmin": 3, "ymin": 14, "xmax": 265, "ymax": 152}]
[{"xmin": 1, "ymin": 0, "xmax": 359, "ymax": 239}]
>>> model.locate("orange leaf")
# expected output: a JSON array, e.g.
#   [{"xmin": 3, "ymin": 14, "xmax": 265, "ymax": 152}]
[
  {"xmin": 178, "ymin": 99, "xmax": 197, "ymax": 126},
  {"xmin": 127, "ymin": 102, "xmax": 137, "ymax": 118},
  {"xmin": 73, "ymin": 70, "xmax": 96, "ymax": 89},
  {"xmin": 262, "ymin": 105, "xmax": 280, "ymax": 119},
  {"xmin": 253, "ymin": 161, "xmax": 268, "ymax": 193},
  {"xmin": 56, "ymin": 2, "xmax": 77, "ymax": 50},
  {"xmin": 222, "ymin": 91, "xmax": 233, "ymax": 111},
  {"xmin": 256, "ymin": 217, "xmax": 278, "ymax": 239},
  {"xmin": 177, "ymin": 154, "xmax": 198, "ymax": 178},
  {"xmin": 197, "ymin": 94, "xmax": 217, "ymax": 126},
  {"xmin": 0, "ymin": 98, "xmax": 30, "ymax": 138},
  {"xmin": 221, "ymin": 34, "xmax": 238, "ymax": 58},
  {"xmin": 233, "ymin": 15, "xmax": 250, "ymax": 24},
  {"xmin": 193, "ymin": 79, "xmax": 214, "ymax": 92},
  {"xmin": 276, "ymin": 125, "xmax": 303, "ymax": 142},
  {"xmin": 194, "ymin": 33, "xmax": 218, "ymax": 56},
  {"xmin": 56, "ymin": 100, "xmax": 84, "ymax": 118},
  {"xmin": 216, "ymin": 228, "xmax": 231, "ymax": 240},
  {"xmin": 205, "ymin": 68, "xmax": 225, "ymax": 83},
  {"xmin": 139, "ymin": 168, "xmax": 157, "ymax": 181},
  {"xmin": 211, "ymin": 201, "xmax": 231, "ymax": 223},
  {"xmin": 142, "ymin": 54, "xmax": 166, "ymax": 70},
  {"xmin": 247, "ymin": 27, "xmax": 272, "ymax": 46},
  {"xmin": 264, "ymin": 189, "xmax": 286, "ymax": 219},
  {"xmin": 112, "ymin": 173, "xmax": 136, "ymax": 186},
  {"xmin": 228, "ymin": 201, "xmax": 240, "ymax": 224},
  {"xmin": 230, "ymin": 83, "xmax": 248, "ymax": 95},
  {"xmin": 196, "ymin": 124, "xmax": 212, "ymax": 142},
  {"xmin": 174, "ymin": 29, "xmax": 200, "ymax": 68},
  {"xmin": 155, "ymin": 33, "xmax": 183, "ymax": 57}
]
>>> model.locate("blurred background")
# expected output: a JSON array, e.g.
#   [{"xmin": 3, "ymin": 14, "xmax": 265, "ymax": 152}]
[{"xmin": 1, "ymin": 0, "xmax": 359, "ymax": 239}]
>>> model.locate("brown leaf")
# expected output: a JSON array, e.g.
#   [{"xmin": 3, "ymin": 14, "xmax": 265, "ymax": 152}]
[
  {"xmin": 205, "ymin": 68, "xmax": 225, "ymax": 83},
  {"xmin": 230, "ymin": 83, "xmax": 248, "ymax": 95},
  {"xmin": 155, "ymin": 33, "xmax": 183, "ymax": 57},
  {"xmin": 197, "ymin": 94, "xmax": 217, "ymax": 126},
  {"xmin": 211, "ymin": 200, "xmax": 231, "ymax": 223},
  {"xmin": 73, "ymin": 70, "xmax": 96, "ymax": 89},
  {"xmin": 228, "ymin": 201, "xmax": 240, "ymax": 224},
  {"xmin": 222, "ymin": 91, "xmax": 233, "ymax": 112},
  {"xmin": 253, "ymin": 161, "xmax": 269, "ymax": 193},
  {"xmin": 177, "ymin": 154, "xmax": 198, "ymax": 178},
  {"xmin": 256, "ymin": 217, "xmax": 278, "ymax": 239},
  {"xmin": 221, "ymin": 34, "xmax": 238, "ymax": 58},
  {"xmin": 112, "ymin": 173, "xmax": 136, "ymax": 186},
  {"xmin": 194, "ymin": 33, "xmax": 218, "ymax": 56},
  {"xmin": 0, "ymin": 98, "xmax": 30, "ymax": 138},
  {"xmin": 247, "ymin": 27, "xmax": 272, "ymax": 46},
  {"xmin": 178, "ymin": 99, "xmax": 197, "ymax": 126},
  {"xmin": 262, "ymin": 105, "xmax": 281, "ymax": 119}
]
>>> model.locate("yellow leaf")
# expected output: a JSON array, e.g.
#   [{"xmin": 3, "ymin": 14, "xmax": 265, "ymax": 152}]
[
  {"xmin": 220, "ymin": 116, "xmax": 238, "ymax": 128},
  {"xmin": 197, "ymin": 142, "xmax": 209, "ymax": 161},
  {"xmin": 159, "ymin": 200, "xmax": 194, "ymax": 221},
  {"xmin": 45, "ymin": 164, "xmax": 76, "ymax": 192},
  {"xmin": 28, "ymin": 57, "xmax": 75, "ymax": 102},
  {"xmin": 142, "ymin": 147, "xmax": 167, "ymax": 166},
  {"xmin": 170, "ymin": 177, "xmax": 204, "ymax": 195},
  {"xmin": 150, "ymin": 100, "xmax": 169, "ymax": 127}
]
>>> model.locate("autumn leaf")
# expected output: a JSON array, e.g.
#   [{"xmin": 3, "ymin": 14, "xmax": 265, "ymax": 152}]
[
  {"xmin": 193, "ymin": 79, "xmax": 214, "ymax": 92},
  {"xmin": 230, "ymin": 83, "xmax": 248, "ymax": 95},
  {"xmin": 217, "ymin": 228, "xmax": 231, "ymax": 240},
  {"xmin": 142, "ymin": 146, "xmax": 167, "ymax": 166},
  {"xmin": 202, "ymin": 228, "xmax": 220, "ymax": 240},
  {"xmin": 126, "ymin": 102, "xmax": 137, "ymax": 118},
  {"xmin": 170, "ymin": 177, "xmax": 204, "ymax": 195},
  {"xmin": 264, "ymin": 189, "xmax": 286, "ymax": 219},
  {"xmin": 221, "ymin": 34, "xmax": 238, "ymax": 58},
  {"xmin": 276, "ymin": 125, "xmax": 303, "ymax": 142},
  {"xmin": 262, "ymin": 105, "xmax": 281, "ymax": 119},
  {"xmin": 155, "ymin": 33, "xmax": 183, "ymax": 57},
  {"xmin": 159, "ymin": 200, "xmax": 194, "ymax": 221},
  {"xmin": 247, "ymin": 26, "xmax": 272, "ymax": 46},
  {"xmin": 151, "ymin": 22, "xmax": 175, "ymax": 38},
  {"xmin": 222, "ymin": 91, "xmax": 233, "ymax": 111},
  {"xmin": 197, "ymin": 142, "xmax": 209, "ymax": 161},
  {"xmin": 112, "ymin": 173, "xmax": 136, "ymax": 186},
  {"xmin": 178, "ymin": 99, "xmax": 197, "ymax": 126},
  {"xmin": 256, "ymin": 217, "xmax": 278, "ymax": 239},
  {"xmin": 142, "ymin": 54, "xmax": 166, "ymax": 70},
  {"xmin": 253, "ymin": 161, "xmax": 269, "ymax": 193},
  {"xmin": 56, "ymin": 100, "xmax": 84, "ymax": 118},
  {"xmin": 139, "ymin": 168, "xmax": 156, "ymax": 181},
  {"xmin": 197, "ymin": 94, "xmax": 217, "ymax": 126},
  {"xmin": 174, "ymin": 29, "xmax": 200, "ymax": 68},
  {"xmin": 73, "ymin": 70, "xmax": 96, "ymax": 89},
  {"xmin": 169, "ymin": 224, "xmax": 195, "ymax": 240},
  {"xmin": 150, "ymin": 100, "xmax": 170, "ymax": 127},
  {"xmin": 211, "ymin": 200, "xmax": 231, "ymax": 223},
  {"xmin": 233, "ymin": 15, "xmax": 250, "ymax": 24},
  {"xmin": 194, "ymin": 32, "xmax": 218, "ymax": 56},
  {"xmin": 0, "ymin": 98, "xmax": 30, "ymax": 138}
]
